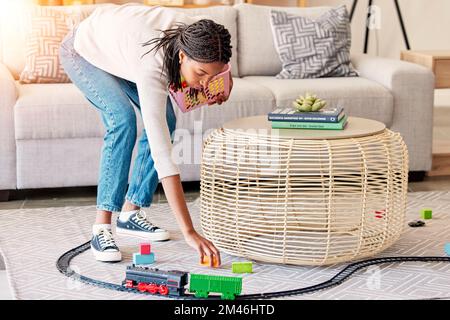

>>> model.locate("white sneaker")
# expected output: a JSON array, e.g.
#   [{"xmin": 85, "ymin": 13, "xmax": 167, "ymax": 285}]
[
  {"xmin": 116, "ymin": 210, "xmax": 170, "ymax": 241},
  {"xmin": 90, "ymin": 224, "xmax": 122, "ymax": 262}
]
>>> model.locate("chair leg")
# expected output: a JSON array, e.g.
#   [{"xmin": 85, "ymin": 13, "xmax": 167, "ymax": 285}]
[{"xmin": 0, "ymin": 190, "xmax": 10, "ymax": 202}]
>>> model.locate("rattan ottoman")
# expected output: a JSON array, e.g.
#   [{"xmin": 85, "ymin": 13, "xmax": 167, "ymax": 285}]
[{"xmin": 200, "ymin": 116, "xmax": 409, "ymax": 266}]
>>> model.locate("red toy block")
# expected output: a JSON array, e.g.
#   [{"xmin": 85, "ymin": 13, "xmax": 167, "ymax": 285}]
[{"xmin": 140, "ymin": 243, "xmax": 151, "ymax": 255}]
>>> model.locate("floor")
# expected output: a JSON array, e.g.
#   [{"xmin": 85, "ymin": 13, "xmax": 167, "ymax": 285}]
[
  {"xmin": 1, "ymin": 90, "xmax": 449, "ymax": 299},
  {"xmin": 0, "ymin": 182, "xmax": 200, "ymax": 300},
  {"xmin": 1, "ymin": 177, "xmax": 450, "ymax": 299}
]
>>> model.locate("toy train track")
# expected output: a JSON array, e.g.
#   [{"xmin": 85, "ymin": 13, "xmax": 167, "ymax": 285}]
[{"xmin": 56, "ymin": 241, "xmax": 450, "ymax": 300}]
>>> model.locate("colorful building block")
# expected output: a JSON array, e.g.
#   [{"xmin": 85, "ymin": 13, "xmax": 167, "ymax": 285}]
[
  {"xmin": 140, "ymin": 243, "xmax": 151, "ymax": 255},
  {"xmin": 200, "ymin": 256, "xmax": 219, "ymax": 268},
  {"xmin": 133, "ymin": 252, "xmax": 155, "ymax": 265},
  {"xmin": 445, "ymin": 243, "xmax": 450, "ymax": 256},
  {"xmin": 420, "ymin": 208, "xmax": 432, "ymax": 220},
  {"xmin": 232, "ymin": 262, "xmax": 253, "ymax": 273}
]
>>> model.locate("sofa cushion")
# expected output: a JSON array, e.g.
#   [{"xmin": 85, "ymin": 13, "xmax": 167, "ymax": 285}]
[
  {"xmin": 235, "ymin": 3, "xmax": 332, "ymax": 77},
  {"xmin": 19, "ymin": 5, "xmax": 89, "ymax": 84},
  {"xmin": 0, "ymin": 3, "xmax": 101, "ymax": 80},
  {"xmin": 14, "ymin": 81, "xmax": 145, "ymax": 140},
  {"xmin": 14, "ymin": 77, "xmax": 274, "ymax": 140},
  {"xmin": 270, "ymin": 6, "xmax": 358, "ymax": 79},
  {"xmin": 242, "ymin": 76, "xmax": 394, "ymax": 126}
]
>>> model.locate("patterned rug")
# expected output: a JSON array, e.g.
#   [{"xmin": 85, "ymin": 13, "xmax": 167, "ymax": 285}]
[{"xmin": 0, "ymin": 191, "xmax": 449, "ymax": 300}]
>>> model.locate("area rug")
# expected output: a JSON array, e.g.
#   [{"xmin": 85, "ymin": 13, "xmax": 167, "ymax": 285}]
[{"xmin": 1, "ymin": 191, "xmax": 449, "ymax": 300}]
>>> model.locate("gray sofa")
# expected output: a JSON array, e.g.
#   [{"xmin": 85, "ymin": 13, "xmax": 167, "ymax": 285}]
[{"xmin": 0, "ymin": 3, "xmax": 435, "ymax": 199}]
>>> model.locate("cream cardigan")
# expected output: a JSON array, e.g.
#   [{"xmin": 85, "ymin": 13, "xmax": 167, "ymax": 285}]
[{"xmin": 74, "ymin": 3, "xmax": 200, "ymax": 180}]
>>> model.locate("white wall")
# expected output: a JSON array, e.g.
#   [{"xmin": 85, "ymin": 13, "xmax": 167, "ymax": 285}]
[
  {"xmin": 250, "ymin": 0, "xmax": 450, "ymax": 59},
  {"xmin": 309, "ymin": 0, "xmax": 450, "ymax": 59}
]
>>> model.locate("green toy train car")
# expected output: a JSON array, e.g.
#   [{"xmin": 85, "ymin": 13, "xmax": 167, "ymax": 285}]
[{"xmin": 189, "ymin": 273, "xmax": 242, "ymax": 300}]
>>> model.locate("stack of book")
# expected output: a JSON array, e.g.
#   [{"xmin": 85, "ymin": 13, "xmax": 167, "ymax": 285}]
[{"xmin": 268, "ymin": 106, "xmax": 348, "ymax": 130}]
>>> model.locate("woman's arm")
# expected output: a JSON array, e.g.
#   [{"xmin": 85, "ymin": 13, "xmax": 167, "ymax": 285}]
[
  {"xmin": 160, "ymin": 174, "xmax": 194, "ymax": 235},
  {"xmin": 134, "ymin": 66, "xmax": 221, "ymax": 266},
  {"xmin": 161, "ymin": 174, "xmax": 221, "ymax": 267}
]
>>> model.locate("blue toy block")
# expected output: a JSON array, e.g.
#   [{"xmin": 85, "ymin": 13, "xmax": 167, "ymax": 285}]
[
  {"xmin": 445, "ymin": 243, "xmax": 450, "ymax": 256},
  {"xmin": 133, "ymin": 252, "xmax": 155, "ymax": 265}
]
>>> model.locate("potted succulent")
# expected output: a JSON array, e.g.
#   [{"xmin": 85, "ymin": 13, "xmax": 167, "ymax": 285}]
[{"xmin": 292, "ymin": 92, "xmax": 327, "ymax": 112}]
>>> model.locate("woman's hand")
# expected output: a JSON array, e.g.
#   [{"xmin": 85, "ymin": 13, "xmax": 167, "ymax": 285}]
[
  {"xmin": 160, "ymin": 175, "xmax": 220, "ymax": 267},
  {"xmin": 184, "ymin": 230, "xmax": 221, "ymax": 267}
]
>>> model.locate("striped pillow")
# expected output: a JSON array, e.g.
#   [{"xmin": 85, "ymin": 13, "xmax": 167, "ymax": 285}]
[{"xmin": 19, "ymin": 5, "xmax": 87, "ymax": 84}]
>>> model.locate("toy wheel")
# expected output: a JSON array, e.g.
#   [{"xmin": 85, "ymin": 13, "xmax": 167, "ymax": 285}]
[
  {"xmin": 221, "ymin": 292, "xmax": 235, "ymax": 300},
  {"xmin": 137, "ymin": 282, "xmax": 147, "ymax": 292},
  {"xmin": 159, "ymin": 285, "xmax": 169, "ymax": 296},
  {"xmin": 124, "ymin": 280, "xmax": 134, "ymax": 289},
  {"xmin": 148, "ymin": 284, "xmax": 158, "ymax": 294},
  {"xmin": 194, "ymin": 291, "xmax": 209, "ymax": 299}
]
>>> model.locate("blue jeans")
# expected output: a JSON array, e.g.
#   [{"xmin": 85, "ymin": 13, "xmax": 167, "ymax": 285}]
[{"xmin": 59, "ymin": 26, "xmax": 177, "ymax": 212}]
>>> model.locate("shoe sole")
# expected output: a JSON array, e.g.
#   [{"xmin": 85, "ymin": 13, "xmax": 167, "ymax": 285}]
[
  {"xmin": 116, "ymin": 228, "xmax": 170, "ymax": 241},
  {"xmin": 90, "ymin": 245, "xmax": 122, "ymax": 262}
]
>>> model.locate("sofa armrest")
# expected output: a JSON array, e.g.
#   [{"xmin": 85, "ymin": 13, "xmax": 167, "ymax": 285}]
[
  {"xmin": 0, "ymin": 62, "xmax": 18, "ymax": 189},
  {"xmin": 351, "ymin": 53, "xmax": 435, "ymax": 172}
]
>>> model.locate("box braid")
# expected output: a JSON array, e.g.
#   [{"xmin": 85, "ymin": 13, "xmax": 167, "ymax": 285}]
[{"xmin": 140, "ymin": 19, "xmax": 232, "ymax": 95}]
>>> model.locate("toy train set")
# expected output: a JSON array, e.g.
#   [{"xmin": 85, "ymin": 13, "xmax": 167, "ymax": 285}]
[
  {"xmin": 121, "ymin": 243, "xmax": 243, "ymax": 299},
  {"xmin": 123, "ymin": 265, "xmax": 242, "ymax": 300},
  {"xmin": 55, "ymin": 209, "xmax": 449, "ymax": 300},
  {"xmin": 56, "ymin": 240, "xmax": 450, "ymax": 300}
]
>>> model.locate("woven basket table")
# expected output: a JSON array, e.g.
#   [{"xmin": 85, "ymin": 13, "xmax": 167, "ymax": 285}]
[{"xmin": 200, "ymin": 116, "xmax": 409, "ymax": 266}]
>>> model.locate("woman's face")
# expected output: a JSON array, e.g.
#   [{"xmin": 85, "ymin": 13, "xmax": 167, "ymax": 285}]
[{"xmin": 178, "ymin": 50, "xmax": 226, "ymax": 90}]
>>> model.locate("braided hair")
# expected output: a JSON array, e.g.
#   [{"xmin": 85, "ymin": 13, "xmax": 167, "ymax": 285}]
[{"xmin": 140, "ymin": 19, "xmax": 232, "ymax": 93}]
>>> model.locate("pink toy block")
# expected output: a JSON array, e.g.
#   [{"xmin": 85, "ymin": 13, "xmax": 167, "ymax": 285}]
[
  {"xmin": 140, "ymin": 243, "xmax": 151, "ymax": 255},
  {"xmin": 169, "ymin": 63, "xmax": 231, "ymax": 113}
]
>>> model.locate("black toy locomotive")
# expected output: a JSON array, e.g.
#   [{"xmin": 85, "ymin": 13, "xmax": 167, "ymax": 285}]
[{"xmin": 123, "ymin": 265, "xmax": 188, "ymax": 296}]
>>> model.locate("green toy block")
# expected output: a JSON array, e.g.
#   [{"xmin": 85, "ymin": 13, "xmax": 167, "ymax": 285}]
[
  {"xmin": 232, "ymin": 262, "xmax": 253, "ymax": 273},
  {"xmin": 133, "ymin": 252, "xmax": 155, "ymax": 265},
  {"xmin": 420, "ymin": 208, "xmax": 432, "ymax": 220}
]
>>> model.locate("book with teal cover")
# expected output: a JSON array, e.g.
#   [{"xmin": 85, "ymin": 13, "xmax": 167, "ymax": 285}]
[
  {"xmin": 271, "ymin": 114, "xmax": 348, "ymax": 130},
  {"xmin": 268, "ymin": 106, "xmax": 344, "ymax": 123}
]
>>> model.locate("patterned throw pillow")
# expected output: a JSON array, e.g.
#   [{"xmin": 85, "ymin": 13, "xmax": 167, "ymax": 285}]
[
  {"xmin": 270, "ymin": 5, "xmax": 358, "ymax": 79},
  {"xmin": 19, "ymin": 6, "xmax": 88, "ymax": 84}
]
